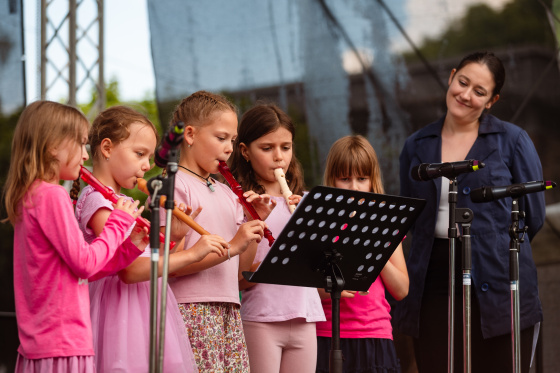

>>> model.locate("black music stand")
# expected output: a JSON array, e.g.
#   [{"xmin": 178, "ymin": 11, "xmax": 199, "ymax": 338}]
[{"xmin": 243, "ymin": 186, "xmax": 425, "ymax": 373}]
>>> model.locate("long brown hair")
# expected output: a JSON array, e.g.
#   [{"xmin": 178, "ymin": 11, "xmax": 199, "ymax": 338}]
[
  {"xmin": 3, "ymin": 101, "xmax": 89, "ymax": 225},
  {"xmin": 323, "ymin": 135, "xmax": 384, "ymax": 194},
  {"xmin": 230, "ymin": 103, "xmax": 305, "ymax": 195}
]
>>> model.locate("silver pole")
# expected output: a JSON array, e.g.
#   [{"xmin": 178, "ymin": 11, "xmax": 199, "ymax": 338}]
[
  {"xmin": 510, "ymin": 199, "xmax": 521, "ymax": 373},
  {"xmin": 157, "ymin": 209, "xmax": 173, "ymax": 372},
  {"xmin": 149, "ymin": 180, "xmax": 163, "ymax": 373},
  {"xmin": 462, "ymin": 224, "xmax": 472, "ymax": 373},
  {"xmin": 448, "ymin": 237, "xmax": 456, "ymax": 373},
  {"xmin": 448, "ymin": 179, "xmax": 458, "ymax": 373}
]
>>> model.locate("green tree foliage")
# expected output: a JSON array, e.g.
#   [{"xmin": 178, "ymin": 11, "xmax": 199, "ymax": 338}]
[{"xmin": 405, "ymin": 0, "xmax": 555, "ymax": 61}]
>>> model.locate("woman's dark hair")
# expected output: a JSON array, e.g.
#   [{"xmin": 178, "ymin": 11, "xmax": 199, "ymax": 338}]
[
  {"xmin": 230, "ymin": 103, "xmax": 305, "ymax": 196},
  {"xmin": 455, "ymin": 51, "xmax": 505, "ymax": 97}
]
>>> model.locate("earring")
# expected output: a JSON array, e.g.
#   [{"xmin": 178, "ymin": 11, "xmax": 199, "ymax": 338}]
[
  {"xmin": 246, "ymin": 158, "xmax": 250, "ymax": 163},
  {"xmin": 106, "ymin": 157, "xmax": 109, "ymax": 161},
  {"xmin": 187, "ymin": 144, "xmax": 191, "ymax": 148}
]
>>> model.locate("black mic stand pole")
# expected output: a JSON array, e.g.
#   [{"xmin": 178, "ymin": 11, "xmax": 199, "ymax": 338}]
[
  {"xmin": 148, "ymin": 177, "xmax": 164, "ymax": 373},
  {"xmin": 447, "ymin": 178, "xmax": 458, "ymax": 373},
  {"xmin": 458, "ymin": 219, "xmax": 473, "ymax": 373},
  {"xmin": 320, "ymin": 250, "xmax": 344, "ymax": 373},
  {"xmin": 509, "ymin": 198, "xmax": 526, "ymax": 373},
  {"xmin": 447, "ymin": 178, "xmax": 475, "ymax": 373}
]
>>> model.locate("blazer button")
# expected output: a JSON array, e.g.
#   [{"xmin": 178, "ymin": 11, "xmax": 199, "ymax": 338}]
[
  {"xmin": 463, "ymin": 187, "xmax": 471, "ymax": 195},
  {"xmin": 481, "ymin": 283, "xmax": 489, "ymax": 292}
]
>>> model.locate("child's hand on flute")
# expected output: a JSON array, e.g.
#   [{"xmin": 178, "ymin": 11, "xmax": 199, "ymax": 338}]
[
  {"xmin": 273, "ymin": 168, "xmax": 297, "ymax": 213},
  {"xmin": 242, "ymin": 190, "xmax": 277, "ymax": 221},
  {"xmin": 169, "ymin": 203, "xmax": 203, "ymax": 243}
]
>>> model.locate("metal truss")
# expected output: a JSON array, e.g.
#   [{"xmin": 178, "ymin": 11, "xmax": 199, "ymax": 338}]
[{"xmin": 40, "ymin": 0, "xmax": 104, "ymax": 112}]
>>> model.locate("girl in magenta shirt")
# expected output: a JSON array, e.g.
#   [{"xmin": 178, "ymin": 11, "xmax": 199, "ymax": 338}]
[
  {"xmin": 230, "ymin": 103, "xmax": 325, "ymax": 373},
  {"xmin": 316, "ymin": 135, "xmax": 409, "ymax": 373},
  {"xmin": 3, "ymin": 101, "xmax": 147, "ymax": 373}
]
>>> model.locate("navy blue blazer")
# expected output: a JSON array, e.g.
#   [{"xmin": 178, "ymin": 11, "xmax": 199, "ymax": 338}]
[{"xmin": 393, "ymin": 114, "xmax": 545, "ymax": 339}]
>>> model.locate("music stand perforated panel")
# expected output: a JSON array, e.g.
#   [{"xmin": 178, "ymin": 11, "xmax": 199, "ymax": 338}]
[{"xmin": 243, "ymin": 186, "xmax": 426, "ymax": 291}]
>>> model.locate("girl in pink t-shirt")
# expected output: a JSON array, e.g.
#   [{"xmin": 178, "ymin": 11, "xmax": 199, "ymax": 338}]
[
  {"xmin": 73, "ymin": 106, "xmax": 228, "ymax": 372},
  {"xmin": 316, "ymin": 135, "xmax": 409, "ymax": 373},
  {"xmin": 230, "ymin": 103, "xmax": 326, "ymax": 373},
  {"xmin": 3, "ymin": 101, "xmax": 147, "ymax": 373},
  {"xmin": 162, "ymin": 91, "xmax": 271, "ymax": 372}
]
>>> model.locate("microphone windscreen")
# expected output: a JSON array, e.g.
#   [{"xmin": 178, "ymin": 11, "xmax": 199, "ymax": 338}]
[
  {"xmin": 411, "ymin": 165, "xmax": 422, "ymax": 181},
  {"xmin": 411, "ymin": 164, "xmax": 429, "ymax": 181},
  {"xmin": 469, "ymin": 187, "xmax": 490, "ymax": 203}
]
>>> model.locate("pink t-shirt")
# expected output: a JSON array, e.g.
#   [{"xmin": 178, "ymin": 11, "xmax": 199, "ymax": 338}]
[
  {"xmin": 13, "ymin": 181, "xmax": 136, "ymax": 359},
  {"xmin": 160, "ymin": 171, "xmax": 244, "ymax": 304},
  {"xmin": 241, "ymin": 197, "xmax": 326, "ymax": 323},
  {"xmin": 75, "ymin": 185, "xmax": 145, "ymax": 281},
  {"xmin": 316, "ymin": 277, "xmax": 393, "ymax": 339}
]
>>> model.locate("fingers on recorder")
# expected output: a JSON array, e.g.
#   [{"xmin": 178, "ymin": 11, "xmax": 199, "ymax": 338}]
[
  {"xmin": 189, "ymin": 234, "xmax": 229, "ymax": 262},
  {"xmin": 114, "ymin": 197, "xmax": 144, "ymax": 219},
  {"xmin": 229, "ymin": 220, "xmax": 266, "ymax": 255}
]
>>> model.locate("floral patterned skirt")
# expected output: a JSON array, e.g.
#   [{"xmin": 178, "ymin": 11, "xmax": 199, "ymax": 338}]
[{"xmin": 178, "ymin": 302, "xmax": 249, "ymax": 373}]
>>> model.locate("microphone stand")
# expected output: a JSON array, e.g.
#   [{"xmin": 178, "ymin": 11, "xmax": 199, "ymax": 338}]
[
  {"xmin": 148, "ymin": 177, "xmax": 163, "ymax": 373},
  {"xmin": 147, "ymin": 149, "xmax": 179, "ymax": 373},
  {"xmin": 321, "ymin": 250, "xmax": 344, "ymax": 373},
  {"xmin": 447, "ymin": 178, "xmax": 458, "ymax": 373},
  {"xmin": 509, "ymin": 198, "xmax": 527, "ymax": 373},
  {"xmin": 447, "ymin": 178, "xmax": 474, "ymax": 373}
]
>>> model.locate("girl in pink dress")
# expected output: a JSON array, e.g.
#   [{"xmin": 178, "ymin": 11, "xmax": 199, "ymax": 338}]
[
  {"xmin": 230, "ymin": 103, "xmax": 326, "ymax": 373},
  {"xmin": 316, "ymin": 135, "xmax": 409, "ymax": 373},
  {"xmin": 4, "ymin": 100, "xmax": 147, "ymax": 373},
  {"xmin": 74, "ymin": 106, "xmax": 227, "ymax": 372}
]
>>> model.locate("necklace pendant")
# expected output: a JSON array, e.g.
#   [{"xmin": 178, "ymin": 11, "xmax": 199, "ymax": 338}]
[{"xmin": 207, "ymin": 181, "xmax": 215, "ymax": 192}]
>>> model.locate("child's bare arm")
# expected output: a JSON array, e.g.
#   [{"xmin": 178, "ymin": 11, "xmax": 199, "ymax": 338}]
[
  {"xmin": 118, "ymin": 238, "xmax": 226, "ymax": 283},
  {"xmin": 379, "ymin": 243, "xmax": 409, "ymax": 300}
]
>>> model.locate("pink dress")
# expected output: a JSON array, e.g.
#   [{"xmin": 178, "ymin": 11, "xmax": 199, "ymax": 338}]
[
  {"xmin": 75, "ymin": 185, "xmax": 198, "ymax": 373},
  {"xmin": 13, "ymin": 181, "xmax": 136, "ymax": 372}
]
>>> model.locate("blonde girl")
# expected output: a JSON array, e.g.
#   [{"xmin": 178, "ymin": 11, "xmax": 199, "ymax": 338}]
[
  {"xmin": 3, "ymin": 100, "xmax": 147, "ymax": 373},
  {"xmin": 162, "ymin": 91, "xmax": 271, "ymax": 372}
]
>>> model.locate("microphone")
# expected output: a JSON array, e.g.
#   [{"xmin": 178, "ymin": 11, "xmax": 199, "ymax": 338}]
[
  {"xmin": 470, "ymin": 180, "xmax": 556, "ymax": 203},
  {"xmin": 154, "ymin": 121, "xmax": 185, "ymax": 168},
  {"xmin": 411, "ymin": 160, "xmax": 485, "ymax": 181}
]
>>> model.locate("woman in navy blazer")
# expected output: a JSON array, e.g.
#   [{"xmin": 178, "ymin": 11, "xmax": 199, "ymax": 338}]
[{"xmin": 394, "ymin": 52, "xmax": 545, "ymax": 373}]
